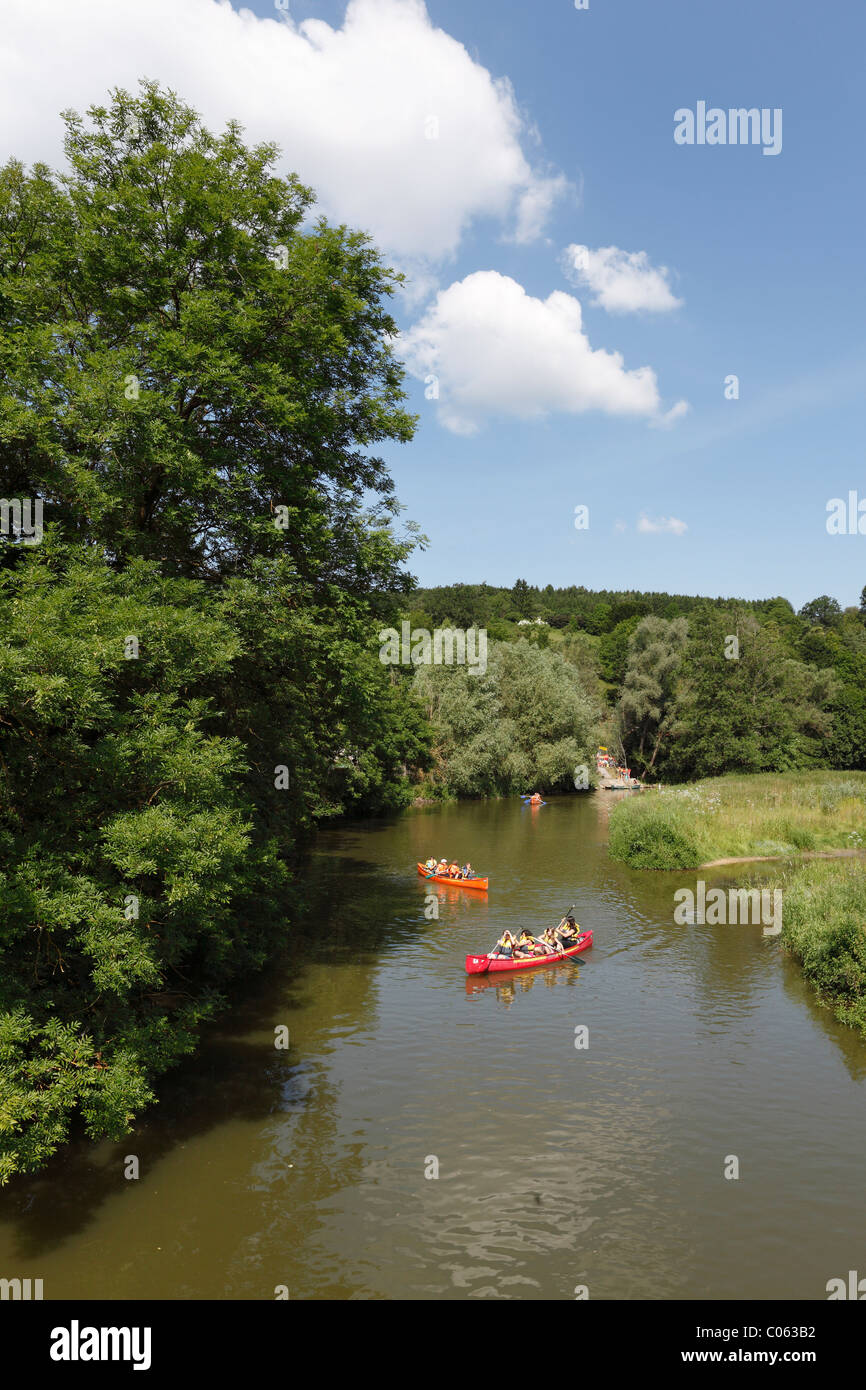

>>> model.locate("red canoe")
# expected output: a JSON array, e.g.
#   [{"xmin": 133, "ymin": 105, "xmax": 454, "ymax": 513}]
[
  {"xmin": 465, "ymin": 930, "xmax": 592, "ymax": 974},
  {"xmin": 417, "ymin": 863, "xmax": 489, "ymax": 892}
]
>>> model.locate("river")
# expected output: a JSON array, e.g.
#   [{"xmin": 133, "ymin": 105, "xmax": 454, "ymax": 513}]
[{"xmin": 1, "ymin": 794, "xmax": 864, "ymax": 1300}]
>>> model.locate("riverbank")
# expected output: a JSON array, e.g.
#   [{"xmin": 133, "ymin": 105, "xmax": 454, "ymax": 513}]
[
  {"xmin": 608, "ymin": 771, "xmax": 866, "ymax": 870},
  {"xmin": 608, "ymin": 771, "xmax": 866, "ymax": 1038},
  {"xmin": 702, "ymin": 848, "xmax": 864, "ymax": 867},
  {"xmin": 781, "ymin": 859, "xmax": 866, "ymax": 1036}
]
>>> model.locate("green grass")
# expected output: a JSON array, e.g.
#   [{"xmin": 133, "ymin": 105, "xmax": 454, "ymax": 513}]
[
  {"xmin": 607, "ymin": 772, "xmax": 866, "ymax": 1039},
  {"xmin": 607, "ymin": 771, "xmax": 866, "ymax": 869},
  {"xmin": 781, "ymin": 860, "xmax": 866, "ymax": 1037},
  {"xmin": 608, "ymin": 804, "xmax": 702, "ymax": 868}
]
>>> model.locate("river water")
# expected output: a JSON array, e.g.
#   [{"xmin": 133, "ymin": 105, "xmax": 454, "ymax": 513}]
[{"xmin": 1, "ymin": 794, "xmax": 864, "ymax": 1301}]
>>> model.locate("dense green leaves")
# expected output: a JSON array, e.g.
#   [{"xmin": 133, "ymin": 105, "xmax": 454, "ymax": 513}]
[
  {"xmin": 412, "ymin": 639, "xmax": 600, "ymax": 796},
  {"xmin": 0, "ymin": 82, "xmax": 415, "ymax": 583},
  {"xmin": 0, "ymin": 84, "xmax": 430, "ymax": 1180},
  {"xmin": 0, "ymin": 548, "xmax": 267, "ymax": 1180},
  {"xmin": 663, "ymin": 609, "xmax": 835, "ymax": 780},
  {"xmin": 782, "ymin": 861, "xmax": 866, "ymax": 1036},
  {"xmin": 615, "ymin": 616, "xmax": 687, "ymax": 775},
  {"xmin": 410, "ymin": 584, "xmax": 866, "ymax": 783}
]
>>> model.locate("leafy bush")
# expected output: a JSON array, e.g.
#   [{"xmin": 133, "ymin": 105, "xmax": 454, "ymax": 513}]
[
  {"xmin": 608, "ymin": 801, "xmax": 702, "ymax": 869},
  {"xmin": 782, "ymin": 863, "xmax": 866, "ymax": 1035}
]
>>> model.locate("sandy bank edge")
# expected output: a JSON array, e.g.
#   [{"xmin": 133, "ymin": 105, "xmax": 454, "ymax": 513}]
[{"xmin": 700, "ymin": 848, "xmax": 864, "ymax": 868}]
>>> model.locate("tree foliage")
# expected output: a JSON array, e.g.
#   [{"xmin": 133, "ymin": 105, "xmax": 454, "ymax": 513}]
[
  {"xmin": 412, "ymin": 640, "xmax": 600, "ymax": 796},
  {"xmin": 615, "ymin": 616, "xmax": 688, "ymax": 775},
  {"xmin": 0, "ymin": 84, "xmax": 430, "ymax": 1180},
  {"xmin": 664, "ymin": 609, "xmax": 835, "ymax": 780}
]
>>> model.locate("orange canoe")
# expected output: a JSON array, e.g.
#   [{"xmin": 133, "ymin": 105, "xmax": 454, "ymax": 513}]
[{"xmin": 417, "ymin": 863, "xmax": 489, "ymax": 892}]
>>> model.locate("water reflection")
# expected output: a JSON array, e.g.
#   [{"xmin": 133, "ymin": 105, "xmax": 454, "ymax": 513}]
[{"xmin": 464, "ymin": 963, "xmax": 584, "ymax": 1002}]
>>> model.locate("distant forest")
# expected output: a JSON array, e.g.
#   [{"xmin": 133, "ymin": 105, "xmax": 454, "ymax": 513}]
[
  {"xmin": 406, "ymin": 580, "xmax": 861, "ymax": 636},
  {"xmin": 401, "ymin": 580, "xmax": 866, "ymax": 784}
]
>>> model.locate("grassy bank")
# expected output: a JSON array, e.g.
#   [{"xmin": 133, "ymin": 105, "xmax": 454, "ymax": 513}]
[
  {"xmin": 607, "ymin": 772, "xmax": 866, "ymax": 1039},
  {"xmin": 781, "ymin": 860, "xmax": 866, "ymax": 1036},
  {"xmin": 608, "ymin": 772, "xmax": 866, "ymax": 869}
]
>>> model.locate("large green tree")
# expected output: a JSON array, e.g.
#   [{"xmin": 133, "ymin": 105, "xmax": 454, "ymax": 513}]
[
  {"xmin": 615, "ymin": 616, "xmax": 688, "ymax": 776},
  {"xmin": 0, "ymin": 82, "xmax": 415, "ymax": 585},
  {"xmin": 0, "ymin": 547, "xmax": 273, "ymax": 1182},
  {"xmin": 412, "ymin": 639, "xmax": 600, "ymax": 796},
  {"xmin": 666, "ymin": 608, "xmax": 835, "ymax": 779},
  {"xmin": 799, "ymin": 596, "xmax": 842, "ymax": 628},
  {"xmin": 0, "ymin": 84, "xmax": 430, "ymax": 1181},
  {"xmin": 797, "ymin": 615, "xmax": 866, "ymax": 770}
]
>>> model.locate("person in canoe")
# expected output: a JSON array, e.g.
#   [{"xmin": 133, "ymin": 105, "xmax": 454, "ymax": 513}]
[
  {"xmin": 460, "ymin": 862, "xmax": 473, "ymax": 880},
  {"xmin": 436, "ymin": 859, "xmax": 448, "ymax": 875},
  {"xmin": 448, "ymin": 860, "xmax": 461, "ymax": 878},
  {"xmin": 528, "ymin": 792, "xmax": 543, "ymax": 806},
  {"xmin": 424, "ymin": 858, "xmax": 438, "ymax": 875},
  {"xmin": 490, "ymin": 930, "xmax": 516, "ymax": 960},
  {"xmin": 536, "ymin": 926, "xmax": 566, "ymax": 955},
  {"xmin": 514, "ymin": 929, "xmax": 549, "ymax": 958},
  {"xmin": 554, "ymin": 915, "xmax": 580, "ymax": 948}
]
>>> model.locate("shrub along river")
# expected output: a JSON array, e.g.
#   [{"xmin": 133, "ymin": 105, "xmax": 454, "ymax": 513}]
[{"xmin": 1, "ymin": 794, "xmax": 864, "ymax": 1300}]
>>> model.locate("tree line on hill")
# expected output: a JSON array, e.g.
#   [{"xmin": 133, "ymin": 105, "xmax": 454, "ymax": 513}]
[
  {"xmin": 404, "ymin": 581, "xmax": 866, "ymax": 785},
  {"xmin": 409, "ymin": 579, "xmax": 866, "ymax": 637}
]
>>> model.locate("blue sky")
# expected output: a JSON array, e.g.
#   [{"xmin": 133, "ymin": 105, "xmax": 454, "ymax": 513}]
[
  {"xmin": 3, "ymin": 0, "xmax": 864, "ymax": 607},
  {"xmin": 385, "ymin": 0, "xmax": 866, "ymax": 608}
]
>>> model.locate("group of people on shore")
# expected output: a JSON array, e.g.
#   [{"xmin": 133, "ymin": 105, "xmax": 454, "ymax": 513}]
[
  {"xmin": 597, "ymin": 749, "xmax": 636, "ymax": 785},
  {"xmin": 424, "ymin": 857, "xmax": 474, "ymax": 880},
  {"xmin": 489, "ymin": 914, "xmax": 582, "ymax": 961}
]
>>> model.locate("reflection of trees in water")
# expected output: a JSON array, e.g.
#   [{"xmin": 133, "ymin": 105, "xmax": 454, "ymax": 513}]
[
  {"xmin": 777, "ymin": 949, "xmax": 866, "ymax": 1082},
  {"xmin": 13, "ymin": 844, "xmax": 420, "ymax": 1292},
  {"xmin": 295, "ymin": 850, "xmax": 430, "ymax": 961},
  {"xmin": 660, "ymin": 863, "xmax": 866, "ymax": 1078},
  {"xmin": 224, "ymin": 994, "xmax": 377, "ymax": 1299},
  {"xmin": 465, "ymin": 964, "xmax": 583, "ymax": 1007},
  {"xmin": 672, "ymin": 867, "xmax": 771, "ymax": 1021},
  {"xmin": 0, "ymin": 937, "xmax": 375, "ymax": 1295},
  {"xmin": 6, "ymin": 793, "xmax": 864, "ymax": 1296}
]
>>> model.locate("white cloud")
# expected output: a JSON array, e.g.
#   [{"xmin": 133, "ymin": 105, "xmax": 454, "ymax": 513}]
[
  {"xmin": 400, "ymin": 271, "xmax": 682, "ymax": 435},
  {"xmin": 514, "ymin": 173, "xmax": 569, "ymax": 244},
  {"xmin": 650, "ymin": 399, "xmax": 691, "ymax": 429},
  {"xmin": 562, "ymin": 244, "xmax": 683, "ymax": 313},
  {"xmin": 0, "ymin": 0, "xmax": 565, "ymax": 269},
  {"xmin": 636, "ymin": 515, "xmax": 688, "ymax": 535}
]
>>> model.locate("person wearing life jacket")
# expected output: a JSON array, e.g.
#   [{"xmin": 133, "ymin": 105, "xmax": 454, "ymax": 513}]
[
  {"xmin": 436, "ymin": 859, "xmax": 448, "ymax": 875},
  {"xmin": 515, "ymin": 929, "xmax": 547, "ymax": 958},
  {"xmin": 424, "ymin": 858, "xmax": 437, "ymax": 875},
  {"xmin": 539, "ymin": 926, "xmax": 564, "ymax": 954},
  {"xmin": 461, "ymin": 862, "xmax": 473, "ymax": 880},
  {"xmin": 529, "ymin": 792, "xmax": 543, "ymax": 805},
  {"xmin": 448, "ymin": 861, "xmax": 460, "ymax": 878},
  {"xmin": 490, "ymin": 930, "xmax": 515, "ymax": 960},
  {"xmin": 555, "ymin": 914, "xmax": 580, "ymax": 948}
]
